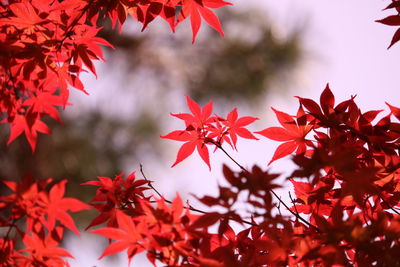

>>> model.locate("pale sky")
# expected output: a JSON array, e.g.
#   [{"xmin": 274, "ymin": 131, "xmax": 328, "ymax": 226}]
[{"xmin": 67, "ymin": 2, "xmax": 400, "ymax": 266}]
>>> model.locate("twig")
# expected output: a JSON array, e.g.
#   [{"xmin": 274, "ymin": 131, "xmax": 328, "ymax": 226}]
[
  {"xmin": 271, "ymin": 189, "xmax": 320, "ymax": 232},
  {"xmin": 214, "ymin": 144, "xmax": 247, "ymax": 172},
  {"xmin": 140, "ymin": 164, "xmax": 163, "ymax": 199},
  {"xmin": 215, "ymin": 145, "xmax": 321, "ymax": 233},
  {"xmin": 139, "ymin": 164, "xmax": 257, "ymax": 226},
  {"xmin": 378, "ymin": 192, "xmax": 400, "ymax": 216},
  {"xmin": 1, "ymin": 218, "xmax": 17, "ymax": 251},
  {"xmin": 289, "ymin": 192, "xmax": 300, "ymax": 218},
  {"xmin": 363, "ymin": 195, "xmax": 371, "ymax": 226}
]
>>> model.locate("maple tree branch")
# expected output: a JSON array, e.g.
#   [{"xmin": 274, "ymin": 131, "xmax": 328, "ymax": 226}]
[
  {"xmin": 216, "ymin": 144, "xmax": 321, "ymax": 232},
  {"xmin": 363, "ymin": 196, "xmax": 371, "ymax": 226},
  {"xmin": 271, "ymin": 189, "xmax": 320, "ymax": 232},
  {"xmin": 276, "ymin": 199, "xmax": 282, "ymax": 216},
  {"xmin": 214, "ymin": 143, "xmax": 247, "ymax": 172},
  {"xmin": 378, "ymin": 192, "xmax": 400, "ymax": 216},
  {"xmin": 1, "ymin": 218, "xmax": 18, "ymax": 251},
  {"xmin": 289, "ymin": 191, "xmax": 300, "ymax": 217},
  {"xmin": 139, "ymin": 164, "xmax": 256, "ymax": 226},
  {"xmin": 140, "ymin": 164, "xmax": 164, "ymax": 200}
]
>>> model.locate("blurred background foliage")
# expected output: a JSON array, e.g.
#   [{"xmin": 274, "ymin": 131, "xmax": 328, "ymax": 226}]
[
  {"xmin": 99, "ymin": 8, "xmax": 303, "ymax": 103},
  {"xmin": 0, "ymin": 7, "xmax": 304, "ymax": 224}
]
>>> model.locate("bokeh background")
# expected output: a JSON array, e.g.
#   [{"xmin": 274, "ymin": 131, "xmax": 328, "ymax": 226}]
[{"xmin": 1, "ymin": 1, "xmax": 399, "ymax": 266}]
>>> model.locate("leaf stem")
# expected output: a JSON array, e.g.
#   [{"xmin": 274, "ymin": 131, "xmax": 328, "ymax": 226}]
[{"xmin": 378, "ymin": 192, "xmax": 400, "ymax": 216}]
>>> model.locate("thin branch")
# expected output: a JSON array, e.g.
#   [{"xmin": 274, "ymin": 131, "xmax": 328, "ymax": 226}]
[
  {"xmin": 363, "ymin": 195, "xmax": 371, "ymax": 226},
  {"xmin": 289, "ymin": 192, "xmax": 300, "ymax": 218},
  {"xmin": 139, "ymin": 164, "xmax": 257, "ymax": 226},
  {"xmin": 215, "ymin": 144, "xmax": 321, "ymax": 233},
  {"xmin": 1, "ymin": 218, "xmax": 18, "ymax": 251},
  {"xmin": 378, "ymin": 192, "xmax": 400, "ymax": 216},
  {"xmin": 271, "ymin": 189, "xmax": 320, "ymax": 232},
  {"xmin": 140, "ymin": 164, "xmax": 163, "ymax": 199},
  {"xmin": 214, "ymin": 143, "xmax": 247, "ymax": 172},
  {"xmin": 277, "ymin": 199, "xmax": 282, "ymax": 216}
]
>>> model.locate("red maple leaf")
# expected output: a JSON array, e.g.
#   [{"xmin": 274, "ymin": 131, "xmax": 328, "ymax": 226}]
[
  {"xmin": 83, "ymin": 172, "xmax": 150, "ymax": 230},
  {"xmin": 91, "ymin": 209, "xmax": 145, "ymax": 260},
  {"xmin": 5, "ymin": 113, "xmax": 51, "ymax": 152},
  {"xmin": 0, "ymin": 2, "xmax": 45, "ymax": 29},
  {"xmin": 256, "ymin": 106, "xmax": 313, "ymax": 165},
  {"xmin": 141, "ymin": 0, "xmax": 177, "ymax": 32},
  {"xmin": 161, "ymin": 95, "xmax": 216, "ymax": 169},
  {"xmin": 376, "ymin": 4, "xmax": 400, "ymax": 49},
  {"xmin": 222, "ymin": 108, "xmax": 258, "ymax": 149},
  {"xmin": 0, "ymin": 175, "xmax": 53, "ymax": 233},
  {"xmin": 20, "ymin": 227, "xmax": 73, "ymax": 266},
  {"xmin": 387, "ymin": 102, "xmax": 400, "ymax": 121},
  {"xmin": 23, "ymin": 89, "xmax": 64, "ymax": 122},
  {"xmin": 177, "ymin": 0, "xmax": 232, "ymax": 43},
  {"xmin": 171, "ymin": 95, "xmax": 214, "ymax": 129},
  {"xmin": 40, "ymin": 180, "xmax": 91, "ymax": 235},
  {"xmin": 161, "ymin": 129, "xmax": 212, "ymax": 169}
]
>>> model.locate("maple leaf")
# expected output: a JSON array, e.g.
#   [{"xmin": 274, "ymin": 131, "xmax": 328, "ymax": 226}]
[
  {"xmin": 91, "ymin": 209, "xmax": 145, "ymax": 261},
  {"xmin": 222, "ymin": 108, "xmax": 258, "ymax": 149},
  {"xmin": 69, "ymin": 25, "xmax": 114, "ymax": 77},
  {"xmin": 0, "ymin": 175, "xmax": 58, "ymax": 233},
  {"xmin": 82, "ymin": 172, "xmax": 150, "ymax": 230},
  {"xmin": 20, "ymin": 227, "xmax": 73, "ymax": 266},
  {"xmin": 295, "ymin": 84, "xmax": 358, "ymax": 130},
  {"xmin": 161, "ymin": 129, "xmax": 212, "ymax": 169},
  {"xmin": 46, "ymin": 62, "xmax": 87, "ymax": 104},
  {"xmin": 5, "ymin": 113, "xmax": 51, "ymax": 152},
  {"xmin": 143, "ymin": 194, "xmax": 185, "ymax": 225},
  {"xmin": 40, "ymin": 180, "xmax": 90, "ymax": 235},
  {"xmin": 207, "ymin": 116, "xmax": 234, "ymax": 149},
  {"xmin": 171, "ymin": 95, "xmax": 214, "ymax": 129},
  {"xmin": 256, "ymin": 106, "xmax": 313, "ymax": 165},
  {"xmin": 23, "ymin": 89, "xmax": 64, "ymax": 122},
  {"xmin": 177, "ymin": 0, "xmax": 232, "ymax": 43},
  {"xmin": 141, "ymin": 0, "xmax": 177, "ymax": 32},
  {"xmin": 376, "ymin": 13, "xmax": 400, "ymax": 48},
  {"xmin": 386, "ymin": 102, "xmax": 400, "ymax": 121},
  {"xmin": 161, "ymin": 95, "xmax": 216, "ymax": 169},
  {"xmin": 0, "ymin": 2, "xmax": 45, "ymax": 29}
]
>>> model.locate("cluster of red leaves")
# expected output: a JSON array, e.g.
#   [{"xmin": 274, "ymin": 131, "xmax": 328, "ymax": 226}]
[
  {"xmin": 0, "ymin": 175, "xmax": 90, "ymax": 266},
  {"xmin": 161, "ymin": 95, "xmax": 258, "ymax": 169},
  {"xmin": 2, "ymin": 1, "xmax": 400, "ymax": 266},
  {"xmin": 0, "ymin": 0, "xmax": 231, "ymax": 151},
  {"xmin": 83, "ymin": 172, "xmax": 227, "ymax": 265},
  {"xmin": 153, "ymin": 85, "xmax": 400, "ymax": 266},
  {"xmin": 1, "ymin": 87, "xmax": 400, "ymax": 266},
  {"xmin": 82, "ymin": 172, "xmax": 150, "ymax": 229},
  {"xmin": 253, "ymin": 84, "xmax": 400, "ymax": 265},
  {"xmin": 85, "ymin": 167, "xmax": 301, "ymax": 266}
]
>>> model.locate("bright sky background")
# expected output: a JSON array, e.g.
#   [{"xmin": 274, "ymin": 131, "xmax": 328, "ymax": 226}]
[{"xmin": 67, "ymin": 1, "xmax": 400, "ymax": 266}]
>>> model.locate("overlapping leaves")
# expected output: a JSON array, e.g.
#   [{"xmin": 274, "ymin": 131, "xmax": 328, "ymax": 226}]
[
  {"xmin": 161, "ymin": 95, "xmax": 258, "ymax": 169},
  {"xmin": 0, "ymin": 0, "xmax": 231, "ymax": 151},
  {"xmin": 0, "ymin": 175, "xmax": 89, "ymax": 266}
]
